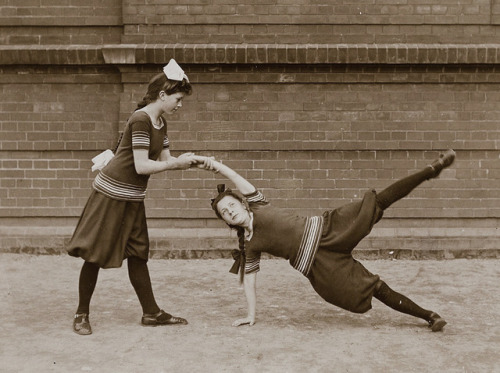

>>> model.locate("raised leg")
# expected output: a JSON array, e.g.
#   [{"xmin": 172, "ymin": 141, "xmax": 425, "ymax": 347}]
[{"xmin": 375, "ymin": 149, "xmax": 455, "ymax": 211}]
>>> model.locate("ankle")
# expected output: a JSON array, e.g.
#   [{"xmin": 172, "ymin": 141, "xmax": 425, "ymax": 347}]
[
  {"xmin": 428, "ymin": 149, "xmax": 456, "ymax": 178},
  {"xmin": 427, "ymin": 164, "xmax": 439, "ymax": 178},
  {"xmin": 142, "ymin": 309, "xmax": 162, "ymax": 318},
  {"xmin": 426, "ymin": 311, "xmax": 436, "ymax": 322}
]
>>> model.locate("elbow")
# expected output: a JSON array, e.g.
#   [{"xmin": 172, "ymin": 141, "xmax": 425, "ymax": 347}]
[{"xmin": 134, "ymin": 165, "xmax": 148, "ymax": 175}]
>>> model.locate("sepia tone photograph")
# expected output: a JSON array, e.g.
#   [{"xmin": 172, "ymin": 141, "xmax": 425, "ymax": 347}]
[{"xmin": 1, "ymin": 1, "xmax": 499, "ymax": 372}]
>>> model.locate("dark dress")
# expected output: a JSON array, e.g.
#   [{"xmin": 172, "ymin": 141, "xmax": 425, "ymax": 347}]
[
  {"xmin": 67, "ymin": 111, "xmax": 169, "ymax": 268},
  {"xmin": 243, "ymin": 189, "xmax": 383, "ymax": 313}
]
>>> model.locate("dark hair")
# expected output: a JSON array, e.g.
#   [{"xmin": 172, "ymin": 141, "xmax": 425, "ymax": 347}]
[
  {"xmin": 211, "ymin": 187, "xmax": 250, "ymax": 221},
  {"xmin": 234, "ymin": 227, "xmax": 246, "ymax": 284},
  {"xmin": 211, "ymin": 184, "xmax": 249, "ymax": 283},
  {"xmin": 136, "ymin": 72, "xmax": 193, "ymax": 110}
]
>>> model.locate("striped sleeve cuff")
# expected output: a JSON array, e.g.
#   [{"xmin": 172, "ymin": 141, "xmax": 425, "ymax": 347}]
[
  {"xmin": 132, "ymin": 130, "xmax": 150, "ymax": 149},
  {"xmin": 245, "ymin": 255, "xmax": 260, "ymax": 274},
  {"xmin": 245, "ymin": 190, "xmax": 267, "ymax": 204}
]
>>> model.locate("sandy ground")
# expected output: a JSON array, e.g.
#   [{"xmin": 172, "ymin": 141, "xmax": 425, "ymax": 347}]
[{"xmin": 0, "ymin": 253, "xmax": 499, "ymax": 373}]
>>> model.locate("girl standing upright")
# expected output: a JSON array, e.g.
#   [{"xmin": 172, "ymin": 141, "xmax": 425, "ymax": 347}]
[{"xmin": 68, "ymin": 59, "xmax": 209, "ymax": 335}]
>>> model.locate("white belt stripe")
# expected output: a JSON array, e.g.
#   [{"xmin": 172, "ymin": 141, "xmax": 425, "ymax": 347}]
[
  {"xmin": 93, "ymin": 172, "xmax": 146, "ymax": 201},
  {"xmin": 292, "ymin": 215, "xmax": 324, "ymax": 276}
]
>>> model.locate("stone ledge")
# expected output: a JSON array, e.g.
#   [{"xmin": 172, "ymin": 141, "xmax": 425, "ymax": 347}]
[
  {"xmin": 2, "ymin": 246, "xmax": 498, "ymax": 260},
  {"xmin": 1, "ymin": 44, "xmax": 499, "ymax": 65},
  {"xmin": 0, "ymin": 227, "xmax": 233, "ymax": 238},
  {"xmin": 1, "ymin": 226, "xmax": 499, "ymax": 260},
  {"xmin": 2, "ymin": 226, "xmax": 498, "ymax": 239}
]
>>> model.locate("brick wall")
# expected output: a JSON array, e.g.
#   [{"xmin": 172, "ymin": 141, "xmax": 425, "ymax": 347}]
[
  {"xmin": 0, "ymin": 26, "xmax": 122, "ymax": 45},
  {"xmin": 0, "ymin": 0, "xmax": 122, "ymax": 45},
  {"xmin": 0, "ymin": 65, "xmax": 122, "ymax": 216},
  {"xmin": 122, "ymin": 0, "xmax": 500, "ymax": 44},
  {"xmin": 0, "ymin": 0, "xmax": 122, "ymax": 25},
  {"xmin": 122, "ymin": 0, "xmax": 498, "ymax": 25},
  {"xmin": 98, "ymin": 64, "xmax": 500, "ymax": 222},
  {"xmin": 1, "ymin": 1, "xmax": 499, "ymax": 257},
  {"xmin": 2, "ymin": 0, "xmax": 500, "ymax": 45}
]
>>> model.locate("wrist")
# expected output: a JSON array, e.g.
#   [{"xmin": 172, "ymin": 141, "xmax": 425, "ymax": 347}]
[
  {"xmin": 164, "ymin": 159, "xmax": 182, "ymax": 171},
  {"xmin": 163, "ymin": 160, "xmax": 173, "ymax": 170}
]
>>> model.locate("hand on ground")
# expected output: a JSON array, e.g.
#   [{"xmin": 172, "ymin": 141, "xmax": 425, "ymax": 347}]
[{"xmin": 232, "ymin": 316, "xmax": 255, "ymax": 327}]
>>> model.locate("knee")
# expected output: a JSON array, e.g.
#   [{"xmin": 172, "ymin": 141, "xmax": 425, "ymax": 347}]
[
  {"xmin": 127, "ymin": 256, "xmax": 147, "ymax": 266},
  {"xmin": 375, "ymin": 195, "xmax": 389, "ymax": 211},
  {"xmin": 82, "ymin": 261, "xmax": 100, "ymax": 274},
  {"xmin": 127, "ymin": 256, "xmax": 148, "ymax": 274},
  {"xmin": 374, "ymin": 279, "xmax": 388, "ymax": 297}
]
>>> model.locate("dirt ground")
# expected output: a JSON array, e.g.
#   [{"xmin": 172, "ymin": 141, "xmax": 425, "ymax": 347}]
[{"xmin": 1, "ymin": 253, "xmax": 499, "ymax": 373}]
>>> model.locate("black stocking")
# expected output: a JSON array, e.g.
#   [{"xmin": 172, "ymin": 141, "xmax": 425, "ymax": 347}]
[
  {"xmin": 76, "ymin": 261, "xmax": 100, "ymax": 314},
  {"xmin": 374, "ymin": 281, "xmax": 432, "ymax": 322},
  {"xmin": 375, "ymin": 167, "xmax": 434, "ymax": 211},
  {"xmin": 127, "ymin": 256, "xmax": 160, "ymax": 315}
]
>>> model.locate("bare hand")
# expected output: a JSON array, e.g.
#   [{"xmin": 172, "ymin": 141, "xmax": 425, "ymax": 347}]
[
  {"xmin": 232, "ymin": 316, "xmax": 255, "ymax": 327},
  {"xmin": 193, "ymin": 156, "xmax": 218, "ymax": 172},
  {"xmin": 176, "ymin": 152, "xmax": 198, "ymax": 169}
]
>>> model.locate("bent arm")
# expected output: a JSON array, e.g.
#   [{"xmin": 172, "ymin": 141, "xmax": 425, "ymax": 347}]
[
  {"xmin": 232, "ymin": 271, "xmax": 257, "ymax": 326},
  {"xmin": 158, "ymin": 148, "xmax": 172, "ymax": 162},
  {"xmin": 133, "ymin": 149, "xmax": 196, "ymax": 174}
]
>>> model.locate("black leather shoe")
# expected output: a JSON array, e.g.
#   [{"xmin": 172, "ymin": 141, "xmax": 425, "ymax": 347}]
[
  {"xmin": 430, "ymin": 149, "xmax": 456, "ymax": 177},
  {"xmin": 73, "ymin": 313, "xmax": 92, "ymax": 335},
  {"xmin": 428, "ymin": 312, "xmax": 447, "ymax": 332},
  {"xmin": 141, "ymin": 310, "xmax": 188, "ymax": 326}
]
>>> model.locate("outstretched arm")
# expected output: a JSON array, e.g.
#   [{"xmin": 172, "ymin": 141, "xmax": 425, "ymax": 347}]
[
  {"xmin": 232, "ymin": 271, "xmax": 257, "ymax": 327},
  {"xmin": 199, "ymin": 159, "xmax": 256, "ymax": 195},
  {"xmin": 133, "ymin": 149, "xmax": 198, "ymax": 174}
]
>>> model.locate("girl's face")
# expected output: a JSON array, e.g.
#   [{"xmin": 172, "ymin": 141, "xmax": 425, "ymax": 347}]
[
  {"xmin": 160, "ymin": 91, "xmax": 185, "ymax": 114},
  {"xmin": 217, "ymin": 195, "xmax": 251, "ymax": 227}
]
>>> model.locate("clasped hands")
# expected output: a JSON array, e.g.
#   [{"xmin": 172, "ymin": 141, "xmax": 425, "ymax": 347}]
[{"xmin": 178, "ymin": 153, "xmax": 219, "ymax": 172}]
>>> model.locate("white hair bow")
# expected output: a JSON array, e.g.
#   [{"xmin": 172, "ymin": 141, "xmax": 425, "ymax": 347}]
[{"xmin": 163, "ymin": 59, "xmax": 189, "ymax": 82}]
